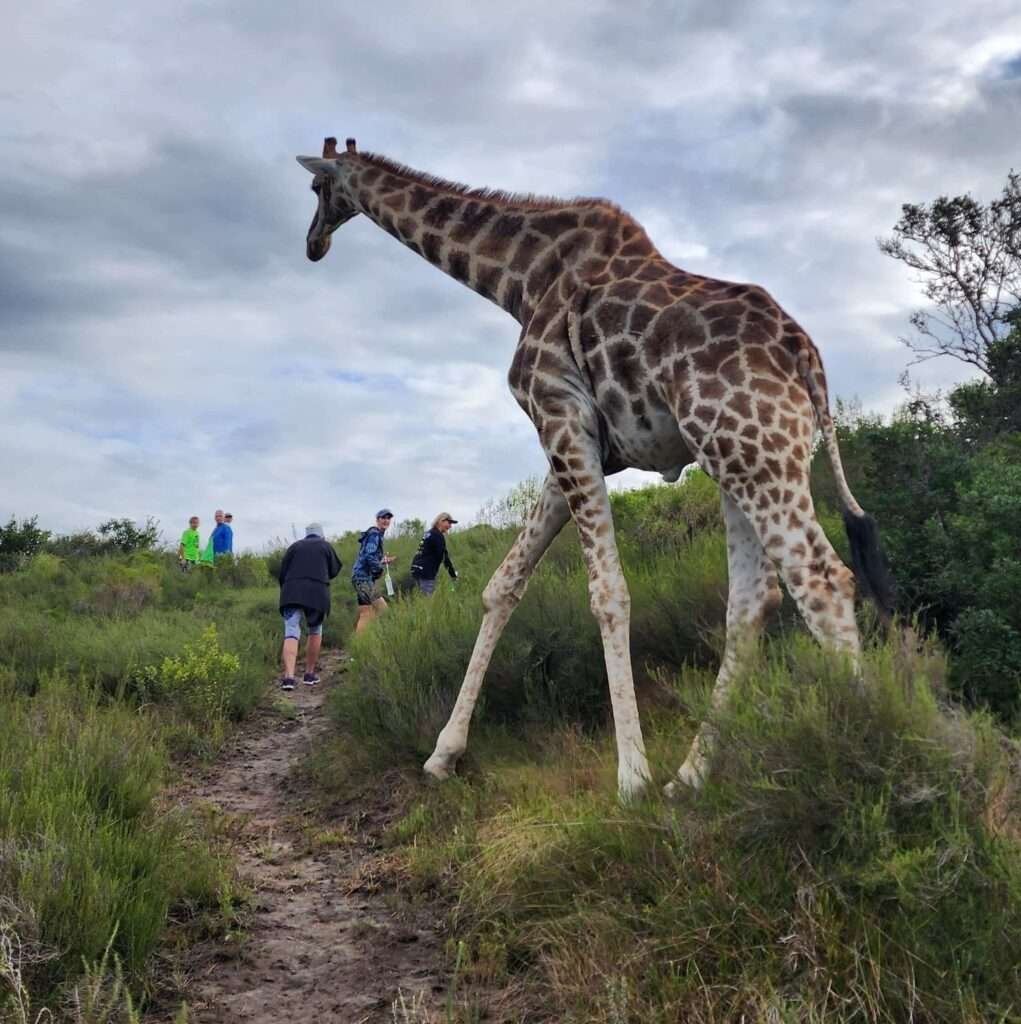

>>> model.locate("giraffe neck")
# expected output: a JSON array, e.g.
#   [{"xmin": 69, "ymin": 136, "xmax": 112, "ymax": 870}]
[{"xmin": 338, "ymin": 154, "xmax": 625, "ymax": 324}]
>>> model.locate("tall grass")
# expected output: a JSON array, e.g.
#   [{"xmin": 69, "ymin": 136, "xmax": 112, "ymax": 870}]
[
  {"xmin": 312, "ymin": 476, "xmax": 1021, "ymax": 1022},
  {"xmin": 0, "ymin": 548, "xmax": 284, "ymax": 1014},
  {"xmin": 0, "ymin": 672, "xmax": 236, "ymax": 1018}
]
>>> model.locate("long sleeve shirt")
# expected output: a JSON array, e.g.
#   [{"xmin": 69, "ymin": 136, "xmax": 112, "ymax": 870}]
[{"xmin": 410, "ymin": 529, "xmax": 457, "ymax": 581}]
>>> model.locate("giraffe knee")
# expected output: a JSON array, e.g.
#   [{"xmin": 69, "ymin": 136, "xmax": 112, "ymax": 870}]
[{"xmin": 482, "ymin": 575, "xmax": 527, "ymax": 615}]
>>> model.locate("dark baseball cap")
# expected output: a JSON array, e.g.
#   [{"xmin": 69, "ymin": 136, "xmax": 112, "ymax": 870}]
[{"xmin": 376, "ymin": 508, "xmax": 394, "ymax": 519}]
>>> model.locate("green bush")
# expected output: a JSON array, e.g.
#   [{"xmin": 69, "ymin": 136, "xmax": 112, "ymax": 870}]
[
  {"xmin": 365, "ymin": 638, "xmax": 1021, "ymax": 1023},
  {"xmin": 0, "ymin": 673, "xmax": 234, "ymax": 1013}
]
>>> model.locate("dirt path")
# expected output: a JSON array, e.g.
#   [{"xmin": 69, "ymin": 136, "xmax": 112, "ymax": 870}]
[{"xmin": 162, "ymin": 651, "xmax": 449, "ymax": 1023}]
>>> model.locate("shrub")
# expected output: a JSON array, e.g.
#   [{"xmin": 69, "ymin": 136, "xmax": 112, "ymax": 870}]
[
  {"xmin": 0, "ymin": 515, "xmax": 49, "ymax": 574},
  {"xmin": 134, "ymin": 625, "xmax": 240, "ymax": 725}
]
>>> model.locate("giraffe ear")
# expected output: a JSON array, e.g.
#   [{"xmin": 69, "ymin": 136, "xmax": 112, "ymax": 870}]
[{"xmin": 296, "ymin": 156, "xmax": 343, "ymax": 176}]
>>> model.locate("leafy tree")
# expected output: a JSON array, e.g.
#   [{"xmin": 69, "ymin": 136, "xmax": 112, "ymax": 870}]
[
  {"xmin": 878, "ymin": 171, "xmax": 1021, "ymax": 374},
  {"xmin": 0, "ymin": 515, "xmax": 50, "ymax": 572},
  {"xmin": 96, "ymin": 517, "xmax": 161, "ymax": 554}
]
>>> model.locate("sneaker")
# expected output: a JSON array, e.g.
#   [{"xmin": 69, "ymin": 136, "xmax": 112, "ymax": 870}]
[
  {"xmin": 279, "ymin": 676, "xmax": 296, "ymax": 692},
  {"xmin": 303, "ymin": 671, "xmax": 320, "ymax": 686}
]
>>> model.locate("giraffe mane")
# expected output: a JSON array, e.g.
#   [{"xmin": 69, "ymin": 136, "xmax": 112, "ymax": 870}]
[{"xmin": 358, "ymin": 151, "xmax": 624, "ymax": 214}]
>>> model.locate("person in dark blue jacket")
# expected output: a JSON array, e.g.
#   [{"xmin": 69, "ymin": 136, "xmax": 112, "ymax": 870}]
[
  {"xmin": 410, "ymin": 513, "xmax": 459, "ymax": 595},
  {"xmin": 277, "ymin": 522, "xmax": 342, "ymax": 690},
  {"xmin": 352, "ymin": 508, "xmax": 397, "ymax": 633}
]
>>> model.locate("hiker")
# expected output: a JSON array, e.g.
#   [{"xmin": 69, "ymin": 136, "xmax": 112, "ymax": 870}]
[
  {"xmin": 223, "ymin": 513, "xmax": 235, "ymax": 553},
  {"xmin": 276, "ymin": 522, "xmax": 342, "ymax": 691},
  {"xmin": 410, "ymin": 513, "xmax": 459, "ymax": 595},
  {"xmin": 177, "ymin": 515, "xmax": 201, "ymax": 571},
  {"xmin": 352, "ymin": 508, "xmax": 397, "ymax": 633},
  {"xmin": 209, "ymin": 509, "xmax": 233, "ymax": 559}
]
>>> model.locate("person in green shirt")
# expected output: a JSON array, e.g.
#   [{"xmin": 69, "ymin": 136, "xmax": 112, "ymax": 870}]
[{"xmin": 178, "ymin": 516, "xmax": 201, "ymax": 571}]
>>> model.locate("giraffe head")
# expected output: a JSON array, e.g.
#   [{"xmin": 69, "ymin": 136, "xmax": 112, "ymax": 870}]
[{"xmin": 296, "ymin": 137, "xmax": 360, "ymax": 261}]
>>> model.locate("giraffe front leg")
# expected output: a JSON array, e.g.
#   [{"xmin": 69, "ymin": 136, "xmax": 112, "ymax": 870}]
[
  {"xmin": 667, "ymin": 492, "xmax": 782, "ymax": 797},
  {"xmin": 423, "ymin": 473, "xmax": 570, "ymax": 782},
  {"xmin": 546, "ymin": 442, "xmax": 650, "ymax": 802}
]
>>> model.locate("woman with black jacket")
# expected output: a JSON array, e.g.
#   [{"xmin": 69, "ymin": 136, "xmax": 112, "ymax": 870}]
[{"xmin": 410, "ymin": 513, "xmax": 459, "ymax": 595}]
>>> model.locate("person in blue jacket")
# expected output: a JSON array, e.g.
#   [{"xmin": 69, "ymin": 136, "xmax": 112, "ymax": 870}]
[
  {"xmin": 352, "ymin": 508, "xmax": 397, "ymax": 633},
  {"xmin": 209, "ymin": 509, "xmax": 233, "ymax": 559}
]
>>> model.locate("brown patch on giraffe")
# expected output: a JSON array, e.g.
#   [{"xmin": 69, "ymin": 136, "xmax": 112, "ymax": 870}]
[
  {"xmin": 408, "ymin": 185, "xmax": 434, "ymax": 212},
  {"xmin": 620, "ymin": 232, "xmax": 655, "ymax": 257},
  {"xmin": 727, "ymin": 391, "xmax": 753, "ymax": 418},
  {"xmin": 510, "ymin": 232, "xmax": 545, "ymax": 274},
  {"xmin": 481, "ymin": 213, "xmax": 527, "ymax": 254},
  {"xmin": 608, "ymin": 340, "xmax": 642, "ymax": 392},
  {"xmin": 740, "ymin": 441, "xmax": 758, "ymax": 465},
  {"xmin": 526, "ymin": 251, "xmax": 560, "ymax": 301},
  {"xmin": 756, "ymin": 400, "xmax": 776, "ymax": 427},
  {"xmin": 764, "ymin": 431, "xmax": 788, "ymax": 452},
  {"xmin": 423, "ymin": 196, "xmax": 462, "ymax": 230},
  {"xmin": 382, "ymin": 193, "xmax": 407, "ymax": 212},
  {"xmin": 641, "ymin": 282, "xmax": 673, "ymax": 306},
  {"xmin": 797, "ymin": 494, "xmax": 811, "ymax": 513},
  {"xmin": 603, "ymin": 387, "xmax": 626, "ymax": 419},
  {"xmin": 709, "ymin": 316, "xmax": 740, "ymax": 338},
  {"xmin": 740, "ymin": 423, "xmax": 759, "ymax": 441},
  {"xmin": 503, "ymin": 279, "xmax": 524, "ymax": 319},
  {"xmin": 450, "ymin": 202, "xmax": 497, "ymax": 243},
  {"xmin": 699, "ymin": 378, "xmax": 726, "ymax": 401},
  {"xmin": 629, "ymin": 303, "xmax": 657, "ymax": 336},
  {"xmin": 693, "ymin": 405, "xmax": 715, "ymax": 426},
  {"xmin": 475, "ymin": 263, "xmax": 502, "ymax": 301},
  {"xmin": 785, "ymin": 457, "xmax": 805, "ymax": 482},
  {"xmin": 717, "ymin": 435, "xmax": 735, "ymax": 460},
  {"xmin": 447, "ymin": 249, "xmax": 470, "ymax": 283},
  {"xmin": 703, "ymin": 300, "xmax": 747, "ymax": 319},
  {"xmin": 691, "ymin": 338, "xmax": 739, "ymax": 374},
  {"xmin": 397, "ymin": 216, "xmax": 418, "ymax": 239},
  {"xmin": 719, "ymin": 358, "xmax": 745, "ymax": 387},
  {"xmin": 531, "ymin": 211, "xmax": 580, "ymax": 237},
  {"xmin": 608, "ymin": 279, "xmax": 642, "ymax": 303},
  {"xmin": 420, "ymin": 232, "xmax": 443, "ymax": 263},
  {"xmin": 595, "ymin": 301, "xmax": 630, "ymax": 337},
  {"xmin": 359, "ymin": 167, "xmax": 382, "ymax": 187},
  {"xmin": 636, "ymin": 262, "xmax": 669, "ymax": 282},
  {"xmin": 647, "ymin": 301, "xmax": 700, "ymax": 366}
]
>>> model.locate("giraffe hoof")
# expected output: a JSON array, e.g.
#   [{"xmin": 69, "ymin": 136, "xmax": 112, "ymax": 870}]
[
  {"xmin": 665, "ymin": 762, "xmax": 706, "ymax": 798},
  {"xmin": 423, "ymin": 753, "xmax": 457, "ymax": 782}
]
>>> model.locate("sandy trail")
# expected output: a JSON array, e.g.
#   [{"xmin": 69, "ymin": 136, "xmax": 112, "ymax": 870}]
[{"xmin": 163, "ymin": 651, "xmax": 448, "ymax": 1023}]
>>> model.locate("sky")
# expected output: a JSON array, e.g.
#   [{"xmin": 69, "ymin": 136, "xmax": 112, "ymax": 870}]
[{"xmin": 3, "ymin": 1, "xmax": 1020, "ymax": 549}]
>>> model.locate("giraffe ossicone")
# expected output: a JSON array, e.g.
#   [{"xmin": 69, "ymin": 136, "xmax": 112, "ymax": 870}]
[{"xmin": 296, "ymin": 138, "xmax": 894, "ymax": 801}]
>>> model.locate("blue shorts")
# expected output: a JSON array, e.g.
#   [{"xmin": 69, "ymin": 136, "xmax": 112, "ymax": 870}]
[
  {"xmin": 282, "ymin": 605, "xmax": 325, "ymax": 640},
  {"xmin": 414, "ymin": 576, "xmax": 437, "ymax": 595}
]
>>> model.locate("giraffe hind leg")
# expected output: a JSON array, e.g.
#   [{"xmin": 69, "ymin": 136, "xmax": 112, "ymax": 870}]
[{"xmin": 667, "ymin": 491, "xmax": 782, "ymax": 794}]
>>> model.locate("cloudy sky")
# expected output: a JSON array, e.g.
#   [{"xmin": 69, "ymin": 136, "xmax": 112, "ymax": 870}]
[{"xmin": 3, "ymin": 1, "xmax": 1020, "ymax": 549}]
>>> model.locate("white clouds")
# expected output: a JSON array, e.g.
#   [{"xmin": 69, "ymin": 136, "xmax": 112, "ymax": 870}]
[{"xmin": 3, "ymin": 1, "xmax": 1019, "ymax": 546}]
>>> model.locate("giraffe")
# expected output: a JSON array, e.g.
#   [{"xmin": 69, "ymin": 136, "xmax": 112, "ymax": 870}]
[{"xmin": 297, "ymin": 137, "xmax": 893, "ymax": 800}]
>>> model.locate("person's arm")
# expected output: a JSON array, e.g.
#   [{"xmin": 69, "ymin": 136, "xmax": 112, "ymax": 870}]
[
  {"xmin": 225, "ymin": 525, "xmax": 234, "ymax": 553},
  {"xmin": 366, "ymin": 532, "xmax": 383, "ymax": 577},
  {"xmin": 278, "ymin": 546, "xmax": 294, "ymax": 583},
  {"xmin": 177, "ymin": 534, "xmax": 185, "ymax": 560},
  {"xmin": 327, "ymin": 543, "xmax": 342, "ymax": 579},
  {"xmin": 443, "ymin": 548, "xmax": 457, "ymax": 579}
]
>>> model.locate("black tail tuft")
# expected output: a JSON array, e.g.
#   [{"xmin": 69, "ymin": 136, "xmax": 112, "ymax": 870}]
[{"xmin": 843, "ymin": 510, "xmax": 896, "ymax": 620}]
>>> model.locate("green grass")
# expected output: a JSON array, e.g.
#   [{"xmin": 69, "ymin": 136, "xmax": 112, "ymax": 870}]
[
  {"xmin": 310, "ymin": 476, "xmax": 1021, "ymax": 1023},
  {"xmin": 0, "ymin": 548, "xmax": 284, "ymax": 1015}
]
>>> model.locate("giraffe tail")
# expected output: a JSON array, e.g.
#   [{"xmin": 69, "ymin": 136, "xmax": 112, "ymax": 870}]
[{"xmin": 798, "ymin": 350, "xmax": 896, "ymax": 619}]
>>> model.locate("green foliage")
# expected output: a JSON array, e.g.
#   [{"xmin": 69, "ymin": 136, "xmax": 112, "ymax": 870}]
[
  {"xmin": 47, "ymin": 518, "xmax": 161, "ymax": 560},
  {"xmin": 337, "ymin": 639, "xmax": 1021, "ymax": 1023},
  {"xmin": 0, "ymin": 515, "xmax": 50, "ymax": 573},
  {"xmin": 0, "ymin": 673, "xmax": 235, "ymax": 1016},
  {"xmin": 134, "ymin": 625, "xmax": 240, "ymax": 726}
]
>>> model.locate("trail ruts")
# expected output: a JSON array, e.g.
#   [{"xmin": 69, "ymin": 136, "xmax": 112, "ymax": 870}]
[{"xmin": 153, "ymin": 651, "xmax": 448, "ymax": 1023}]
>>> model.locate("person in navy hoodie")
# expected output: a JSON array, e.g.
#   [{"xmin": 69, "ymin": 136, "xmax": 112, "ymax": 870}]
[{"xmin": 351, "ymin": 508, "xmax": 397, "ymax": 633}]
